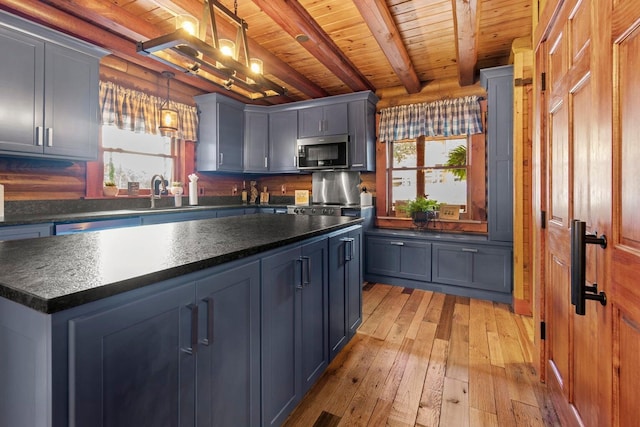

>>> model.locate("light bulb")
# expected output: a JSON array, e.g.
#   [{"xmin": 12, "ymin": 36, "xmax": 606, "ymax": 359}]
[
  {"xmin": 219, "ymin": 39, "xmax": 235, "ymax": 57},
  {"xmin": 176, "ymin": 15, "xmax": 199, "ymax": 37},
  {"xmin": 250, "ymin": 58, "xmax": 263, "ymax": 75}
]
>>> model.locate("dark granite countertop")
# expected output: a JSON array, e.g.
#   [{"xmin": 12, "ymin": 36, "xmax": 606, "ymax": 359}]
[
  {"xmin": 0, "ymin": 203, "xmax": 289, "ymax": 227},
  {"xmin": 0, "ymin": 214, "xmax": 362, "ymax": 314}
]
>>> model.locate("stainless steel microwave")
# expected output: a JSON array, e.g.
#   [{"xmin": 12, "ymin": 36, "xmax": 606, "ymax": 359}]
[{"xmin": 296, "ymin": 135, "xmax": 349, "ymax": 170}]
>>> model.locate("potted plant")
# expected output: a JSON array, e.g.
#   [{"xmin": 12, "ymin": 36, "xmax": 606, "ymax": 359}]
[
  {"xmin": 406, "ymin": 196, "xmax": 439, "ymax": 227},
  {"xmin": 169, "ymin": 181, "xmax": 184, "ymax": 196},
  {"xmin": 103, "ymin": 157, "xmax": 118, "ymax": 197}
]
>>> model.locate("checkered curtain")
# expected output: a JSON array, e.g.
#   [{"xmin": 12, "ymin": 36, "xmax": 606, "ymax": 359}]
[
  {"xmin": 99, "ymin": 81, "xmax": 198, "ymax": 141},
  {"xmin": 378, "ymin": 96, "xmax": 483, "ymax": 142}
]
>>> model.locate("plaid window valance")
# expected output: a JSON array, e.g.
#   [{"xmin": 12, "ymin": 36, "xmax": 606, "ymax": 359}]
[
  {"xmin": 99, "ymin": 81, "xmax": 198, "ymax": 142},
  {"xmin": 378, "ymin": 96, "xmax": 483, "ymax": 142}
]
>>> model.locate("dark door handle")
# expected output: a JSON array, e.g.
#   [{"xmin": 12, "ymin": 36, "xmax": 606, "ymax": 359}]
[
  {"xmin": 201, "ymin": 297, "xmax": 214, "ymax": 346},
  {"xmin": 570, "ymin": 219, "xmax": 607, "ymax": 315},
  {"xmin": 181, "ymin": 303, "xmax": 199, "ymax": 354}
]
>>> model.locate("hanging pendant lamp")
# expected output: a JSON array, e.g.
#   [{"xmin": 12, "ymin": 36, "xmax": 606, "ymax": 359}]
[{"xmin": 159, "ymin": 71, "xmax": 179, "ymax": 133}]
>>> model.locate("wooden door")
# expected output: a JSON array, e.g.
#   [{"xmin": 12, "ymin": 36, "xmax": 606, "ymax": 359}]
[
  {"xmin": 610, "ymin": 0, "xmax": 640, "ymax": 425},
  {"xmin": 538, "ymin": 0, "xmax": 640, "ymax": 425}
]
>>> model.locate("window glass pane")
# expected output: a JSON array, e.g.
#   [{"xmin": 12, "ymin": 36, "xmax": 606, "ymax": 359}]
[
  {"xmin": 423, "ymin": 138, "xmax": 467, "ymax": 167},
  {"xmin": 391, "ymin": 169, "xmax": 417, "ymax": 203},
  {"xmin": 104, "ymin": 152, "xmax": 173, "ymax": 189},
  {"xmin": 102, "ymin": 126, "xmax": 172, "ymax": 155},
  {"xmin": 423, "ymin": 168, "xmax": 467, "ymax": 205},
  {"xmin": 391, "ymin": 139, "xmax": 417, "ymax": 168},
  {"xmin": 102, "ymin": 126, "xmax": 173, "ymax": 189}
]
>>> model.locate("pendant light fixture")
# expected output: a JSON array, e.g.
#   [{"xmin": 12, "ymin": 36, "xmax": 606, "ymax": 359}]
[
  {"xmin": 137, "ymin": 0, "xmax": 286, "ymax": 99},
  {"xmin": 159, "ymin": 71, "xmax": 179, "ymax": 133}
]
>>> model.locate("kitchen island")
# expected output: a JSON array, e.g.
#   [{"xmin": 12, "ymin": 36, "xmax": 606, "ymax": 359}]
[{"xmin": 0, "ymin": 214, "xmax": 363, "ymax": 426}]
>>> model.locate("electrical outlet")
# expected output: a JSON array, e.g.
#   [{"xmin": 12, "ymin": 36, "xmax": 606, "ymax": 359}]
[
  {"xmin": 199, "ymin": 188, "xmax": 204, "ymax": 196},
  {"xmin": 232, "ymin": 185, "xmax": 238, "ymax": 195},
  {"xmin": 281, "ymin": 185, "xmax": 286, "ymax": 194}
]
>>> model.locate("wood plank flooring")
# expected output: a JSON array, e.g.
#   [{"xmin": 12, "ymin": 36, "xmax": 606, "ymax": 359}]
[{"xmin": 284, "ymin": 283, "xmax": 560, "ymax": 427}]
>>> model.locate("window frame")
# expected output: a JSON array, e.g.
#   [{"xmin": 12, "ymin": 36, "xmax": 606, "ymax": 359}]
[{"xmin": 387, "ymin": 135, "xmax": 471, "ymax": 216}]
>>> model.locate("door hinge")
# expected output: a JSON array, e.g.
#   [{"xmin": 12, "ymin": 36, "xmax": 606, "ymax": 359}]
[
  {"xmin": 541, "ymin": 210, "xmax": 546, "ymax": 229},
  {"xmin": 540, "ymin": 321, "xmax": 546, "ymax": 340},
  {"xmin": 541, "ymin": 72, "xmax": 546, "ymax": 91}
]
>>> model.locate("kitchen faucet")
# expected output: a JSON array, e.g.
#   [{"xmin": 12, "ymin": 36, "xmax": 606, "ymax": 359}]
[{"xmin": 150, "ymin": 174, "xmax": 166, "ymax": 208}]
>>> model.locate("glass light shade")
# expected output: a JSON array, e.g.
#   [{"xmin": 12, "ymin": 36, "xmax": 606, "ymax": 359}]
[
  {"xmin": 159, "ymin": 104, "xmax": 179, "ymax": 132},
  {"xmin": 250, "ymin": 58, "xmax": 263, "ymax": 75},
  {"xmin": 176, "ymin": 14, "xmax": 199, "ymax": 36},
  {"xmin": 219, "ymin": 39, "xmax": 235, "ymax": 58}
]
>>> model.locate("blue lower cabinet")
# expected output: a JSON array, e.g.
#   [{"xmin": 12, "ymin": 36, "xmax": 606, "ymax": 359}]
[
  {"xmin": 195, "ymin": 261, "xmax": 261, "ymax": 427},
  {"xmin": 366, "ymin": 236, "xmax": 431, "ymax": 281},
  {"xmin": 69, "ymin": 282, "xmax": 197, "ymax": 427},
  {"xmin": 0, "ymin": 223, "xmax": 52, "ymax": 240},
  {"xmin": 328, "ymin": 226, "xmax": 362, "ymax": 361},
  {"xmin": 69, "ymin": 261, "xmax": 261, "ymax": 427},
  {"xmin": 261, "ymin": 238, "xmax": 328, "ymax": 427}
]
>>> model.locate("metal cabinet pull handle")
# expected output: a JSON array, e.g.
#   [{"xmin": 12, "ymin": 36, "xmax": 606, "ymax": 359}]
[
  {"xmin": 264, "ymin": 156, "xmax": 268, "ymax": 168},
  {"xmin": 46, "ymin": 128, "xmax": 53, "ymax": 147},
  {"xmin": 352, "ymin": 163, "xmax": 364, "ymax": 167},
  {"xmin": 301, "ymin": 256, "xmax": 311, "ymax": 286},
  {"xmin": 181, "ymin": 303, "xmax": 199, "ymax": 355},
  {"xmin": 219, "ymin": 152, "xmax": 224, "ymax": 165},
  {"xmin": 36, "ymin": 127, "xmax": 44, "ymax": 146},
  {"xmin": 296, "ymin": 258, "xmax": 304, "ymax": 290},
  {"xmin": 461, "ymin": 248, "xmax": 478, "ymax": 253},
  {"xmin": 341, "ymin": 237, "xmax": 355, "ymax": 261},
  {"xmin": 570, "ymin": 219, "xmax": 607, "ymax": 315},
  {"xmin": 201, "ymin": 297, "xmax": 214, "ymax": 346},
  {"xmin": 389, "ymin": 241, "xmax": 404, "ymax": 246}
]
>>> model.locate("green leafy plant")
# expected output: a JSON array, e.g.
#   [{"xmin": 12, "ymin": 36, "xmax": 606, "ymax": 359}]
[
  {"xmin": 406, "ymin": 196, "xmax": 440, "ymax": 216},
  {"xmin": 105, "ymin": 156, "xmax": 116, "ymax": 186},
  {"xmin": 445, "ymin": 145, "xmax": 467, "ymax": 180}
]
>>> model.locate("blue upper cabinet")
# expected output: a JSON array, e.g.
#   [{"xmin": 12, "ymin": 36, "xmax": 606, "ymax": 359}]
[
  {"xmin": 0, "ymin": 11, "xmax": 105, "ymax": 161},
  {"xmin": 481, "ymin": 65, "xmax": 514, "ymax": 242},
  {"xmin": 196, "ymin": 93, "xmax": 245, "ymax": 172},
  {"xmin": 269, "ymin": 109, "xmax": 299, "ymax": 173},
  {"xmin": 348, "ymin": 97, "xmax": 377, "ymax": 171},
  {"xmin": 244, "ymin": 106, "xmax": 270, "ymax": 173},
  {"xmin": 298, "ymin": 103, "xmax": 348, "ymax": 138}
]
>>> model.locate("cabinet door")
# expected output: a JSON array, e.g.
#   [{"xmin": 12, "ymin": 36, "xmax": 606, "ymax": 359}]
[
  {"xmin": 195, "ymin": 261, "xmax": 261, "ymax": 427},
  {"xmin": 323, "ymin": 103, "xmax": 348, "ymax": 135},
  {"xmin": 244, "ymin": 110, "xmax": 269, "ymax": 172},
  {"xmin": 346, "ymin": 229, "xmax": 362, "ymax": 337},
  {"xmin": 298, "ymin": 104, "xmax": 348, "ymax": 137},
  {"xmin": 44, "ymin": 43, "xmax": 99, "ymax": 160},
  {"xmin": 298, "ymin": 106, "xmax": 325, "ymax": 138},
  {"xmin": 0, "ymin": 27, "xmax": 44, "ymax": 155},
  {"xmin": 300, "ymin": 239, "xmax": 328, "ymax": 394},
  {"xmin": 366, "ymin": 236, "xmax": 402, "ymax": 277},
  {"xmin": 217, "ymin": 101, "xmax": 244, "ymax": 171},
  {"xmin": 348, "ymin": 99, "xmax": 375, "ymax": 171},
  {"xmin": 216, "ymin": 208, "xmax": 245, "ymax": 217},
  {"xmin": 432, "ymin": 243, "xmax": 473, "ymax": 287},
  {"xmin": 69, "ymin": 283, "xmax": 197, "ymax": 427},
  {"xmin": 328, "ymin": 234, "xmax": 348, "ymax": 360},
  {"xmin": 470, "ymin": 246, "xmax": 512, "ymax": 293},
  {"xmin": 328, "ymin": 228, "xmax": 362, "ymax": 360},
  {"xmin": 269, "ymin": 110, "xmax": 298, "ymax": 172},
  {"xmin": 261, "ymin": 245, "xmax": 302, "ymax": 427}
]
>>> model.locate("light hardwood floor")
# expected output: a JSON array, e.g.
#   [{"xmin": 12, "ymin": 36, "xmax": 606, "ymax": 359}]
[{"xmin": 284, "ymin": 283, "xmax": 560, "ymax": 427}]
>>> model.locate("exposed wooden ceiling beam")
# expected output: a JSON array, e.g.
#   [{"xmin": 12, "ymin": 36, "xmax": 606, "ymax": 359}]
[
  {"xmin": 351, "ymin": 0, "xmax": 421, "ymax": 94},
  {"xmin": 452, "ymin": 0, "xmax": 480, "ymax": 86},
  {"xmin": 151, "ymin": 0, "xmax": 329, "ymax": 99},
  {"xmin": 250, "ymin": 0, "xmax": 375, "ymax": 93}
]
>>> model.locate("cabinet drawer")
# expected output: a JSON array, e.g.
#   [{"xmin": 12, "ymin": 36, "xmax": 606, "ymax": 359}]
[
  {"xmin": 432, "ymin": 243, "xmax": 511, "ymax": 293},
  {"xmin": 366, "ymin": 236, "xmax": 431, "ymax": 281}
]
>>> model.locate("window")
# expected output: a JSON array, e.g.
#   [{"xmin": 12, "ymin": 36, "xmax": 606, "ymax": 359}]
[
  {"xmin": 388, "ymin": 136, "xmax": 468, "ymax": 215},
  {"xmin": 102, "ymin": 126, "xmax": 175, "ymax": 189}
]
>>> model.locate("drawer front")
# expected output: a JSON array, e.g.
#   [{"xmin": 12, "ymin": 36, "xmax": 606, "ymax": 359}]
[
  {"xmin": 470, "ymin": 246, "xmax": 512, "ymax": 293},
  {"xmin": 366, "ymin": 236, "xmax": 431, "ymax": 281},
  {"xmin": 432, "ymin": 243, "xmax": 472, "ymax": 287},
  {"xmin": 366, "ymin": 236, "xmax": 401, "ymax": 276}
]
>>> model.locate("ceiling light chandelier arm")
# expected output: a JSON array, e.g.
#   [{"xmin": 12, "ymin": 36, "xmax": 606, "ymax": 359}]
[{"xmin": 137, "ymin": 0, "xmax": 286, "ymax": 98}]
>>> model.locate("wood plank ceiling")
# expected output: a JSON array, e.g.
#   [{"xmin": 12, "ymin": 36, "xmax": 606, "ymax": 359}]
[{"xmin": 0, "ymin": 0, "xmax": 532, "ymax": 104}]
